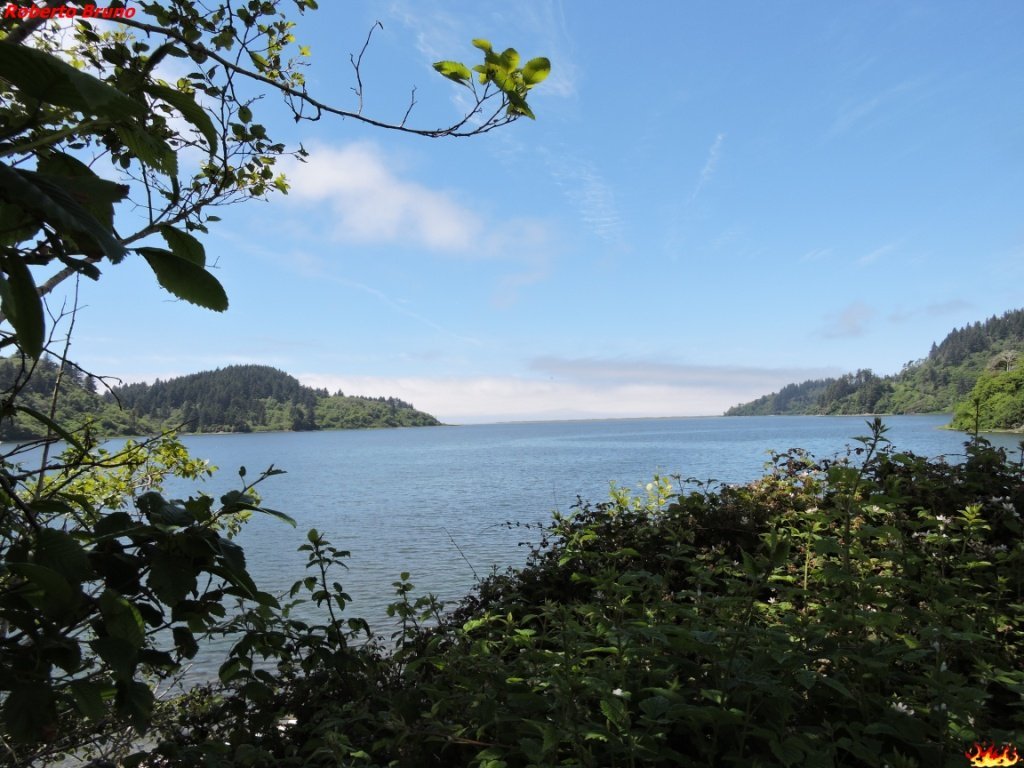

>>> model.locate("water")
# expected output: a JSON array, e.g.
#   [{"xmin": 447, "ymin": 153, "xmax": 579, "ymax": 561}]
[
  {"xmin": 93, "ymin": 415, "xmax": 1024, "ymax": 681},
  {"xmin": 167, "ymin": 416, "xmax": 1014, "ymax": 621}
]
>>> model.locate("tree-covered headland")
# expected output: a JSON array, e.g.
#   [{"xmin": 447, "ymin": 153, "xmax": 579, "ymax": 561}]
[
  {"xmin": 727, "ymin": 308, "xmax": 1024, "ymax": 429},
  {"xmin": 1, "ymin": 3, "xmax": 1021, "ymax": 767},
  {"xmin": 0, "ymin": 358, "xmax": 441, "ymax": 439}
]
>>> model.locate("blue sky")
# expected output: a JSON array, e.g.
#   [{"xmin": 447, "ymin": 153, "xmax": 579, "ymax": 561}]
[{"xmin": 56, "ymin": 1, "xmax": 1024, "ymax": 422}]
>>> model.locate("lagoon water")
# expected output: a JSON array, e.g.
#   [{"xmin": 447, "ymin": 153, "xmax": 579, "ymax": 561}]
[{"xmin": 162, "ymin": 415, "xmax": 1020, "ymax": 647}]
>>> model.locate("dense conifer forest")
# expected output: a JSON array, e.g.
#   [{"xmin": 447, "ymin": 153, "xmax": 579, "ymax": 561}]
[
  {"xmin": 726, "ymin": 309, "xmax": 1024, "ymax": 425},
  {"xmin": 0, "ymin": 360, "xmax": 440, "ymax": 439}
]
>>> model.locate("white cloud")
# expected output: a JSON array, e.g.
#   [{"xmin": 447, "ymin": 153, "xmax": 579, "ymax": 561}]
[
  {"xmin": 298, "ymin": 360, "xmax": 840, "ymax": 424},
  {"xmin": 278, "ymin": 142, "xmax": 555, "ymax": 304},
  {"xmin": 282, "ymin": 142, "xmax": 483, "ymax": 251}
]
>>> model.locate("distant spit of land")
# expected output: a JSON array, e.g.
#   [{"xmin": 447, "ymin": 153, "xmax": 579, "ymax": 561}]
[{"xmin": 0, "ymin": 361, "xmax": 440, "ymax": 440}]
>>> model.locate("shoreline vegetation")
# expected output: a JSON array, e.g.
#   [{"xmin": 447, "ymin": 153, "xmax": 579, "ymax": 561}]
[{"xmin": 21, "ymin": 418, "xmax": 1021, "ymax": 766}]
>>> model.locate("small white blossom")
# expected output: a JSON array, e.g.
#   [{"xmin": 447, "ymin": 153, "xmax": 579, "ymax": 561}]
[
  {"xmin": 612, "ymin": 688, "xmax": 625, "ymax": 697},
  {"xmin": 891, "ymin": 701, "xmax": 914, "ymax": 716}
]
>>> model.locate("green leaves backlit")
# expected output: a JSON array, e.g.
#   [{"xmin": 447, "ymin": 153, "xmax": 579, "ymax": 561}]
[{"xmin": 434, "ymin": 39, "xmax": 551, "ymax": 120}]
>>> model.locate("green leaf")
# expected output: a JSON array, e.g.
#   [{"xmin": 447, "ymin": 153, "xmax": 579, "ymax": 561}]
[
  {"xmin": 115, "ymin": 125, "xmax": 178, "ymax": 176},
  {"xmin": 172, "ymin": 627, "xmax": 199, "ymax": 659},
  {"xmin": 149, "ymin": 550, "xmax": 198, "ymax": 604},
  {"xmin": 116, "ymin": 680, "xmax": 154, "ymax": 732},
  {"xmin": 3, "ymin": 685, "xmax": 56, "ymax": 744},
  {"xmin": 499, "ymin": 48, "xmax": 520, "ymax": 70},
  {"xmin": 70, "ymin": 680, "xmax": 113, "ymax": 722},
  {"xmin": 160, "ymin": 226, "xmax": 206, "ymax": 267},
  {"xmin": 137, "ymin": 491, "xmax": 193, "ymax": 526},
  {"xmin": 35, "ymin": 152, "xmax": 128, "ymax": 231},
  {"xmin": 0, "ymin": 42, "xmax": 145, "ymax": 120},
  {"xmin": 12, "ymin": 404, "xmax": 87, "ymax": 449},
  {"xmin": 137, "ymin": 247, "xmax": 228, "ymax": 311},
  {"xmin": 599, "ymin": 697, "xmax": 628, "ymax": 727},
  {"xmin": 522, "ymin": 57, "xmax": 551, "ymax": 87},
  {"xmin": 238, "ymin": 104, "xmax": 253, "ymax": 124},
  {"xmin": 0, "ymin": 201, "xmax": 39, "ymax": 247},
  {"xmin": 472, "ymin": 39, "xmax": 493, "ymax": 52},
  {"xmin": 6, "ymin": 562, "xmax": 74, "ymax": 615},
  {"xmin": 99, "ymin": 589, "xmax": 146, "ymax": 649},
  {"xmin": 506, "ymin": 91, "xmax": 535, "ymax": 120},
  {"xmin": 433, "ymin": 60, "xmax": 472, "ymax": 84},
  {"xmin": 0, "ymin": 258, "xmax": 44, "ymax": 357},
  {"xmin": 91, "ymin": 637, "xmax": 137, "ymax": 681},
  {"xmin": 0, "ymin": 163, "xmax": 127, "ymax": 263},
  {"xmin": 35, "ymin": 528, "xmax": 92, "ymax": 582},
  {"xmin": 146, "ymin": 83, "xmax": 219, "ymax": 153}
]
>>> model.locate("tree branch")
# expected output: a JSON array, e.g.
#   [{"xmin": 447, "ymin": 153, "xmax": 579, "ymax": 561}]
[{"xmin": 115, "ymin": 15, "xmax": 517, "ymax": 138}]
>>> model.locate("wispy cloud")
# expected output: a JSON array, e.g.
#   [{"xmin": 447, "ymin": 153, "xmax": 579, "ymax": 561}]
[
  {"xmin": 800, "ymin": 247, "xmax": 833, "ymax": 263},
  {"xmin": 821, "ymin": 301, "xmax": 875, "ymax": 338},
  {"xmin": 543, "ymin": 149, "xmax": 623, "ymax": 244},
  {"xmin": 831, "ymin": 79, "xmax": 922, "ymax": 135},
  {"xmin": 889, "ymin": 299, "xmax": 973, "ymax": 324},
  {"xmin": 857, "ymin": 241, "xmax": 899, "ymax": 266},
  {"xmin": 689, "ymin": 132, "xmax": 725, "ymax": 205}
]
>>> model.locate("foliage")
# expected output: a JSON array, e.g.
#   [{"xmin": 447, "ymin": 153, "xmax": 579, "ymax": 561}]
[
  {"xmin": 123, "ymin": 420, "xmax": 1023, "ymax": 767},
  {"xmin": 727, "ymin": 308, "xmax": 1024, "ymax": 421},
  {"xmin": 951, "ymin": 365, "xmax": 1024, "ymax": 433},
  {"xmin": 0, "ymin": 3, "xmax": 547, "ymax": 762},
  {"xmin": 0, "ymin": 353, "xmax": 144, "ymax": 439},
  {"xmin": 0, "ymin": 432, "xmax": 294, "ymax": 766}
]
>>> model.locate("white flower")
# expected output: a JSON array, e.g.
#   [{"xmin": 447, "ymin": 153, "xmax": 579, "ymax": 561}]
[
  {"xmin": 891, "ymin": 701, "xmax": 914, "ymax": 716},
  {"xmin": 612, "ymin": 688, "xmax": 625, "ymax": 697}
]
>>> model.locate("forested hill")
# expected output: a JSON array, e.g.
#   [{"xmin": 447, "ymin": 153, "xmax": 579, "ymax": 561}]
[
  {"xmin": 0, "ymin": 361, "xmax": 440, "ymax": 439},
  {"xmin": 726, "ymin": 309, "xmax": 1024, "ymax": 418},
  {"xmin": 109, "ymin": 365, "xmax": 441, "ymax": 433}
]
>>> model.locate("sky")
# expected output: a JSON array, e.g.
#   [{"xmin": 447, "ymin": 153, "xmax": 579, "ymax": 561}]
[{"xmin": 47, "ymin": 1, "xmax": 1024, "ymax": 423}]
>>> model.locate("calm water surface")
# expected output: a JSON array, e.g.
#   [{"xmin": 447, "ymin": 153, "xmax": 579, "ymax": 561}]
[{"xmin": 164, "ymin": 415, "xmax": 1019, "ymax": 635}]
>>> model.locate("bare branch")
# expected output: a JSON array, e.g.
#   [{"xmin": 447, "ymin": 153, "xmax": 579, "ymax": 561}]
[
  {"xmin": 350, "ymin": 20, "xmax": 384, "ymax": 115},
  {"xmin": 401, "ymin": 86, "xmax": 417, "ymax": 128}
]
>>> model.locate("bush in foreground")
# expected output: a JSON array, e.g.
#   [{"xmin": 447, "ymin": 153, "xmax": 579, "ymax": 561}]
[{"xmin": 131, "ymin": 420, "xmax": 1023, "ymax": 768}]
